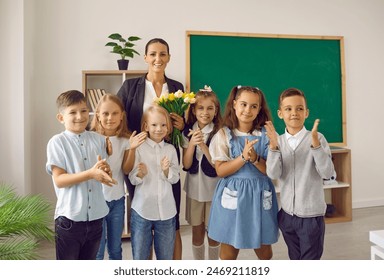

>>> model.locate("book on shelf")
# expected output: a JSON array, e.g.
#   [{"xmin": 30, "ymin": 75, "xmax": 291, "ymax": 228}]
[{"xmin": 87, "ymin": 88, "xmax": 106, "ymax": 111}]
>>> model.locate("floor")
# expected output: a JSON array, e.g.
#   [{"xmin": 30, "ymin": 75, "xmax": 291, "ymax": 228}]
[{"xmin": 37, "ymin": 206, "xmax": 384, "ymax": 260}]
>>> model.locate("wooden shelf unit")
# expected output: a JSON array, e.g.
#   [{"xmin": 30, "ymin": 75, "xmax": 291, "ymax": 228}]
[
  {"xmin": 274, "ymin": 147, "xmax": 352, "ymax": 224},
  {"xmin": 82, "ymin": 69, "xmax": 147, "ymax": 99}
]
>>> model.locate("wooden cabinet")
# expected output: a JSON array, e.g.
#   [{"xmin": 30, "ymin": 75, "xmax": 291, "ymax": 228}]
[
  {"xmin": 82, "ymin": 70, "xmax": 146, "ymax": 95},
  {"xmin": 82, "ymin": 70, "xmax": 147, "ymax": 112},
  {"xmin": 274, "ymin": 147, "xmax": 352, "ymax": 224},
  {"xmin": 325, "ymin": 147, "xmax": 352, "ymax": 223},
  {"xmin": 82, "ymin": 70, "xmax": 147, "ymax": 238}
]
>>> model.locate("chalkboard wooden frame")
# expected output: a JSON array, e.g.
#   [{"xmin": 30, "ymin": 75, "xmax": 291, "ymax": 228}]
[{"xmin": 186, "ymin": 31, "xmax": 346, "ymax": 146}]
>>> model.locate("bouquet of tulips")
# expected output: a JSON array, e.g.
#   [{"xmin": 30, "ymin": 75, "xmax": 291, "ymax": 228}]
[{"xmin": 154, "ymin": 90, "xmax": 196, "ymax": 146}]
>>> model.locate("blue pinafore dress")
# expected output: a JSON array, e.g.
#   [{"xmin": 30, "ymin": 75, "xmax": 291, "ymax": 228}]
[{"xmin": 207, "ymin": 127, "xmax": 279, "ymax": 249}]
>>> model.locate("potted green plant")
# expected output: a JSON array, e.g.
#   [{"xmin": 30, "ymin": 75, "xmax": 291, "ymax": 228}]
[
  {"xmin": 105, "ymin": 33, "xmax": 141, "ymax": 70},
  {"xmin": 0, "ymin": 182, "xmax": 54, "ymax": 260}
]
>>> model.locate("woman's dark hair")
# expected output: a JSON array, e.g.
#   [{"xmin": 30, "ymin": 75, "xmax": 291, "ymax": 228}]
[{"xmin": 145, "ymin": 38, "xmax": 170, "ymax": 54}]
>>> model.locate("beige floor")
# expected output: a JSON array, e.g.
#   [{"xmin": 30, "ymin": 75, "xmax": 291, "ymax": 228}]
[{"xmin": 37, "ymin": 206, "xmax": 384, "ymax": 260}]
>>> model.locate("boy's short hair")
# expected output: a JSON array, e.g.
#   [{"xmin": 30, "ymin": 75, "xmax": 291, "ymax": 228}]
[
  {"xmin": 56, "ymin": 90, "xmax": 87, "ymax": 112},
  {"xmin": 278, "ymin": 88, "xmax": 307, "ymax": 108}
]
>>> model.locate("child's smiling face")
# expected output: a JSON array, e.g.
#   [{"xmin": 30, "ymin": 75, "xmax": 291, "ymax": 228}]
[
  {"xmin": 193, "ymin": 97, "xmax": 216, "ymax": 129},
  {"xmin": 278, "ymin": 95, "xmax": 309, "ymax": 135},
  {"xmin": 144, "ymin": 111, "xmax": 168, "ymax": 143},
  {"xmin": 57, "ymin": 101, "xmax": 89, "ymax": 134},
  {"xmin": 97, "ymin": 100, "xmax": 124, "ymax": 136}
]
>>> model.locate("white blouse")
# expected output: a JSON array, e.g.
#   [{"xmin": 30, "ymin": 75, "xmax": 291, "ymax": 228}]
[
  {"xmin": 101, "ymin": 136, "xmax": 130, "ymax": 202},
  {"xmin": 143, "ymin": 79, "xmax": 169, "ymax": 113}
]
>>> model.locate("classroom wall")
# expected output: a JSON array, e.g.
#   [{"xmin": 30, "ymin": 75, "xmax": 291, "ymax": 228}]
[{"xmin": 1, "ymin": 0, "xmax": 383, "ymax": 209}]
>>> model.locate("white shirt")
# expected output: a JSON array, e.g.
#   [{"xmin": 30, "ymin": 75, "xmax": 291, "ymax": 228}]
[
  {"xmin": 129, "ymin": 138, "xmax": 179, "ymax": 221},
  {"xmin": 143, "ymin": 79, "xmax": 169, "ymax": 113},
  {"xmin": 101, "ymin": 136, "xmax": 130, "ymax": 202},
  {"xmin": 285, "ymin": 127, "xmax": 307, "ymax": 150},
  {"xmin": 182, "ymin": 122, "xmax": 219, "ymax": 202}
]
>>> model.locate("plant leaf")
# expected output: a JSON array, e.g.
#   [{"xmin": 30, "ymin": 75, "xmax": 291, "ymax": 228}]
[
  {"xmin": 108, "ymin": 33, "xmax": 122, "ymax": 40},
  {"xmin": 128, "ymin": 36, "xmax": 141, "ymax": 41}
]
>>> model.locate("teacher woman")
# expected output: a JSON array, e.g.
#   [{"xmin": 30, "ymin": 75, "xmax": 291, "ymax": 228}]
[{"xmin": 117, "ymin": 38, "xmax": 184, "ymax": 260}]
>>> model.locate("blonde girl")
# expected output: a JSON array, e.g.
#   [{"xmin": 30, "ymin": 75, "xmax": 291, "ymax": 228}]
[
  {"xmin": 181, "ymin": 87, "xmax": 222, "ymax": 260},
  {"xmin": 207, "ymin": 86, "xmax": 279, "ymax": 260},
  {"xmin": 90, "ymin": 94, "xmax": 146, "ymax": 260},
  {"xmin": 128, "ymin": 105, "xmax": 180, "ymax": 260}
]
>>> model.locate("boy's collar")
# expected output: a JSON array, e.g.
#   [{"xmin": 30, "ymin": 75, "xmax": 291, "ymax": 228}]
[
  {"xmin": 285, "ymin": 126, "xmax": 307, "ymax": 138},
  {"xmin": 64, "ymin": 130, "xmax": 87, "ymax": 137}
]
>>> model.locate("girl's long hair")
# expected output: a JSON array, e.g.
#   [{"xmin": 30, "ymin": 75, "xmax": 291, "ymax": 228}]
[
  {"xmin": 90, "ymin": 94, "xmax": 131, "ymax": 138},
  {"xmin": 223, "ymin": 86, "xmax": 272, "ymax": 132}
]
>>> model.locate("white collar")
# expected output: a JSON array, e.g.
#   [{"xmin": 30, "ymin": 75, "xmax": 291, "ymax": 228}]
[
  {"xmin": 285, "ymin": 126, "xmax": 307, "ymax": 139},
  {"xmin": 146, "ymin": 137, "xmax": 165, "ymax": 148}
]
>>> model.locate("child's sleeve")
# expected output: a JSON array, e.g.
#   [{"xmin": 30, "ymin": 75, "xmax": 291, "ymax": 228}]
[
  {"xmin": 181, "ymin": 133, "xmax": 189, "ymax": 149},
  {"xmin": 209, "ymin": 128, "xmax": 231, "ymax": 163},
  {"xmin": 312, "ymin": 133, "xmax": 335, "ymax": 179},
  {"xmin": 257, "ymin": 127, "xmax": 270, "ymax": 160},
  {"xmin": 128, "ymin": 149, "xmax": 142, "ymax": 185},
  {"xmin": 46, "ymin": 136, "xmax": 66, "ymax": 175},
  {"xmin": 266, "ymin": 135, "xmax": 283, "ymax": 180}
]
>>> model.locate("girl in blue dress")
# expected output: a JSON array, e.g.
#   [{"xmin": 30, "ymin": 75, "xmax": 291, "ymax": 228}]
[{"xmin": 208, "ymin": 86, "xmax": 279, "ymax": 260}]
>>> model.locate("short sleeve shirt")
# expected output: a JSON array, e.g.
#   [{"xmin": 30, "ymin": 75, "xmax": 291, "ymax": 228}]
[{"xmin": 46, "ymin": 130, "xmax": 109, "ymax": 221}]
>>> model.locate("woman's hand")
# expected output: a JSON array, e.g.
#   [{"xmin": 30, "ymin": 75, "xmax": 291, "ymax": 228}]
[{"xmin": 170, "ymin": 113, "xmax": 185, "ymax": 131}]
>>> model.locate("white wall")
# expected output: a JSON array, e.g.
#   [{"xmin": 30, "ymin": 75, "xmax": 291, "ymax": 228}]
[
  {"xmin": 0, "ymin": 0, "xmax": 30, "ymax": 195},
  {"xmin": 2, "ymin": 0, "xmax": 384, "ymax": 208}
]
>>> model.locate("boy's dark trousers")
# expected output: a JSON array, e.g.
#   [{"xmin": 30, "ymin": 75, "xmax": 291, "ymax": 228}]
[
  {"xmin": 278, "ymin": 209, "xmax": 325, "ymax": 260},
  {"xmin": 55, "ymin": 216, "xmax": 103, "ymax": 260}
]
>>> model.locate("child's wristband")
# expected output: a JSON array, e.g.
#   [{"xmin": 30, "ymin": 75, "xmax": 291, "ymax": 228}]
[{"xmin": 241, "ymin": 154, "xmax": 248, "ymax": 162}]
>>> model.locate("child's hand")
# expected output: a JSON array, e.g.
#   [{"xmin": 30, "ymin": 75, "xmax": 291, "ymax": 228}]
[
  {"xmin": 246, "ymin": 139, "xmax": 258, "ymax": 163},
  {"xmin": 106, "ymin": 137, "xmax": 113, "ymax": 156},
  {"xmin": 242, "ymin": 138, "xmax": 259, "ymax": 162},
  {"xmin": 265, "ymin": 121, "xmax": 279, "ymax": 150},
  {"xmin": 92, "ymin": 155, "xmax": 117, "ymax": 187},
  {"xmin": 136, "ymin": 162, "xmax": 148, "ymax": 179},
  {"xmin": 170, "ymin": 113, "xmax": 185, "ymax": 131},
  {"xmin": 161, "ymin": 156, "xmax": 170, "ymax": 171},
  {"xmin": 189, "ymin": 129, "xmax": 204, "ymax": 147},
  {"xmin": 311, "ymin": 119, "xmax": 320, "ymax": 148},
  {"xmin": 161, "ymin": 156, "xmax": 171, "ymax": 178},
  {"xmin": 130, "ymin": 131, "xmax": 147, "ymax": 149}
]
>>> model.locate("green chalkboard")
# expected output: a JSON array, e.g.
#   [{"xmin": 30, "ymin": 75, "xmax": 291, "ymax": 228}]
[{"xmin": 186, "ymin": 31, "xmax": 346, "ymax": 145}]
